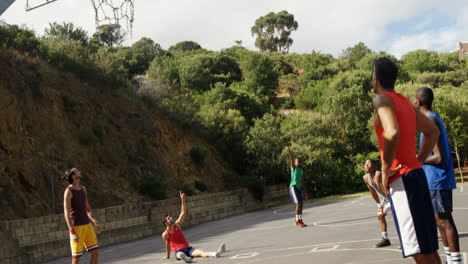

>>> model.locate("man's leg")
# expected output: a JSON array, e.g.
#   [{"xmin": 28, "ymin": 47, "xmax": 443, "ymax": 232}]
[
  {"xmin": 412, "ymin": 251, "xmax": 441, "ymax": 264},
  {"xmin": 177, "ymin": 251, "xmax": 193, "ymax": 263},
  {"xmin": 72, "ymin": 257, "xmax": 80, "ymax": 264},
  {"xmin": 296, "ymin": 203, "xmax": 302, "ymax": 215},
  {"xmin": 437, "ymin": 212, "xmax": 461, "ymax": 264},
  {"xmin": 191, "ymin": 249, "xmax": 210, "ymax": 258},
  {"xmin": 90, "ymin": 249, "xmax": 99, "ymax": 264},
  {"xmin": 375, "ymin": 213, "xmax": 391, "ymax": 247}
]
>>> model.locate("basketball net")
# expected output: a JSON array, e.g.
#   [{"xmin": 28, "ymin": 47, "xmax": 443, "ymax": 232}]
[{"xmin": 90, "ymin": 0, "xmax": 135, "ymax": 36}]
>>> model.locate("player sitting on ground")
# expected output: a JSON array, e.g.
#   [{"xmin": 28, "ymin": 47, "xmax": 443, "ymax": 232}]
[
  {"xmin": 363, "ymin": 159, "xmax": 394, "ymax": 248},
  {"xmin": 162, "ymin": 191, "xmax": 226, "ymax": 263}
]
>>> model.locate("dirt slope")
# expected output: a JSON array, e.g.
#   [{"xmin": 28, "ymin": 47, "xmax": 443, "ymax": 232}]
[{"xmin": 0, "ymin": 49, "xmax": 231, "ymax": 220}]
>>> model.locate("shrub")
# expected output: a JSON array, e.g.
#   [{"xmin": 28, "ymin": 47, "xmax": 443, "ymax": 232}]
[
  {"xmin": 139, "ymin": 174, "xmax": 167, "ymax": 199},
  {"xmin": 182, "ymin": 183, "xmax": 196, "ymax": 196},
  {"xmin": 194, "ymin": 179, "xmax": 208, "ymax": 192},
  {"xmin": 241, "ymin": 175, "xmax": 265, "ymax": 201},
  {"xmin": 190, "ymin": 145, "xmax": 208, "ymax": 167},
  {"xmin": 62, "ymin": 95, "xmax": 78, "ymax": 112},
  {"xmin": 78, "ymin": 128, "xmax": 98, "ymax": 145}
]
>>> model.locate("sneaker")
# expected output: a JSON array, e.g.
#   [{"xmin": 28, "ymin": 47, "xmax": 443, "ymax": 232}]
[
  {"xmin": 215, "ymin": 243, "xmax": 226, "ymax": 257},
  {"xmin": 374, "ymin": 238, "xmax": 391, "ymax": 248},
  {"xmin": 296, "ymin": 220, "xmax": 307, "ymax": 227},
  {"xmin": 179, "ymin": 254, "xmax": 193, "ymax": 263}
]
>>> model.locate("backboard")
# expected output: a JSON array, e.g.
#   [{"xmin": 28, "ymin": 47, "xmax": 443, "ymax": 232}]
[
  {"xmin": 0, "ymin": 0, "xmax": 16, "ymax": 16},
  {"xmin": 25, "ymin": 0, "xmax": 58, "ymax": 11}
]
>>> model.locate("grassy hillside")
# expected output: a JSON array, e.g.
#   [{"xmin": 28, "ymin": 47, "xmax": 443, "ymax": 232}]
[{"xmin": 0, "ymin": 48, "xmax": 233, "ymax": 220}]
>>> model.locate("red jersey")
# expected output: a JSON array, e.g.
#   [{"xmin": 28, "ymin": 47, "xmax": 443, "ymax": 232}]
[
  {"xmin": 374, "ymin": 92, "xmax": 421, "ymax": 184},
  {"xmin": 166, "ymin": 225, "xmax": 189, "ymax": 253}
]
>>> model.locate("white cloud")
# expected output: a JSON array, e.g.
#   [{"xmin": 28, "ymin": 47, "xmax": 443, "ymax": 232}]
[
  {"xmin": 1, "ymin": 0, "xmax": 467, "ymax": 57},
  {"xmin": 389, "ymin": 5, "xmax": 468, "ymax": 58}
]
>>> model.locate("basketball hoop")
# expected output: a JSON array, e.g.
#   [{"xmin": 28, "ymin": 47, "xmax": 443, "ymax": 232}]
[{"xmin": 90, "ymin": 0, "xmax": 135, "ymax": 36}]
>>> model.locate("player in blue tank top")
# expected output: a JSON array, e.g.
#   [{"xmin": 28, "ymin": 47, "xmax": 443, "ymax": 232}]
[{"xmin": 414, "ymin": 87, "xmax": 462, "ymax": 264}]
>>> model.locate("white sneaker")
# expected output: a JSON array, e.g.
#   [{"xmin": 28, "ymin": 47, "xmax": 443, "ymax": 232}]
[
  {"xmin": 180, "ymin": 254, "xmax": 193, "ymax": 263},
  {"xmin": 215, "ymin": 243, "xmax": 226, "ymax": 257}
]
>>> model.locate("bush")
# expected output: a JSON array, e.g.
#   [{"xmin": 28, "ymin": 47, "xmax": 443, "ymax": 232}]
[
  {"xmin": 194, "ymin": 179, "xmax": 208, "ymax": 192},
  {"xmin": 190, "ymin": 145, "xmax": 208, "ymax": 167},
  {"xmin": 139, "ymin": 174, "xmax": 167, "ymax": 199},
  {"xmin": 78, "ymin": 128, "xmax": 98, "ymax": 145},
  {"xmin": 241, "ymin": 176, "xmax": 265, "ymax": 201},
  {"xmin": 182, "ymin": 183, "xmax": 196, "ymax": 196}
]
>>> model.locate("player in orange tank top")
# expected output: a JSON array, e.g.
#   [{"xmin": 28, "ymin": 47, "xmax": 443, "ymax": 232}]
[
  {"xmin": 372, "ymin": 57, "xmax": 441, "ymax": 263},
  {"xmin": 161, "ymin": 191, "xmax": 226, "ymax": 263}
]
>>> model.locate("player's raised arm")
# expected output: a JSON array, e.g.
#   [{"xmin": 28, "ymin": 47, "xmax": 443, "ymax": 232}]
[
  {"xmin": 175, "ymin": 191, "xmax": 186, "ymax": 226},
  {"xmin": 286, "ymin": 146, "xmax": 295, "ymax": 169}
]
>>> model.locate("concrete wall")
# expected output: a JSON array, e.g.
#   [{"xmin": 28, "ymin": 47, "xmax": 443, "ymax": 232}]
[{"xmin": 0, "ymin": 185, "xmax": 288, "ymax": 264}]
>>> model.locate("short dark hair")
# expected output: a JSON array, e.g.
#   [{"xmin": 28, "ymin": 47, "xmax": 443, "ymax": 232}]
[
  {"xmin": 374, "ymin": 57, "xmax": 398, "ymax": 89},
  {"xmin": 63, "ymin": 168, "xmax": 75, "ymax": 184},
  {"xmin": 416, "ymin": 87, "xmax": 434, "ymax": 109}
]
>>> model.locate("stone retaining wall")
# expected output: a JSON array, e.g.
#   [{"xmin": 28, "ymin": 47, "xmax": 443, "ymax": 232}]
[{"xmin": 0, "ymin": 185, "xmax": 289, "ymax": 264}]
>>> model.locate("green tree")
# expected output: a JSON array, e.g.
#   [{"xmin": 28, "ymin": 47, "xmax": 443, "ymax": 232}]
[
  {"xmin": 168, "ymin": 41, "xmax": 202, "ymax": 52},
  {"xmin": 251, "ymin": 10, "xmax": 298, "ymax": 52},
  {"xmin": 91, "ymin": 24, "xmax": 124, "ymax": 47},
  {"xmin": 323, "ymin": 85, "xmax": 373, "ymax": 154},
  {"xmin": 341, "ymin": 42, "xmax": 372, "ymax": 62},
  {"xmin": 129, "ymin": 37, "xmax": 162, "ymax": 74},
  {"xmin": 245, "ymin": 113, "xmax": 284, "ymax": 183},
  {"xmin": 147, "ymin": 54, "xmax": 180, "ymax": 86},
  {"xmin": 401, "ymin": 49, "xmax": 441, "ymax": 72},
  {"xmin": 44, "ymin": 22, "xmax": 88, "ymax": 46},
  {"xmin": 240, "ymin": 52, "xmax": 279, "ymax": 98}
]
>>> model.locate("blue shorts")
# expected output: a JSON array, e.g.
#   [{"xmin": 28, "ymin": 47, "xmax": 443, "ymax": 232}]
[
  {"xmin": 388, "ymin": 168, "xmax": 438, "ymax": 258},
  {"xmin": 175, "ymin": 247, "xmax": 195, "ymax": 260},
  {"xmin": 289, "ymin": 186, "xmax": 303, "ymax": 204},
  {"xmin": 430, "ymin": 190, "xmax": 453, "ymax": 214}
]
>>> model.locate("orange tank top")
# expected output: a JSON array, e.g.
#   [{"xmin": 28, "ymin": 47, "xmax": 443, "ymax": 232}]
[{"xmin": 374, "ymin": 92, "xmax": 421, "ymax": 184}]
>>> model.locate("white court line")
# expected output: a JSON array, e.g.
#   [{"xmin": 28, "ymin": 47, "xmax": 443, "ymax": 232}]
[
  {"xmin": 464, "ymin": 252, "xmax": 467, "ymax": 264},
  {"xmin": 103, "ymin": 243, "xmax": 135, "ymax": 253},
  {"xmin": 345, "ymin": 197, "xmax": 366, "ymax": 206}
]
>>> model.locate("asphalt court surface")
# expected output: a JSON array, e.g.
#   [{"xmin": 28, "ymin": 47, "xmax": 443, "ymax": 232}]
[{"xmin": 46, "ymin": 186, "xmax": 468, "ymax": 264}]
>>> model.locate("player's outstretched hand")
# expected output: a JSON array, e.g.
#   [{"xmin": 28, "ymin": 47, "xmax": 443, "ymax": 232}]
[{"xmin": 180, "ymin": 190, "xmax": 185, "ymax": 200}]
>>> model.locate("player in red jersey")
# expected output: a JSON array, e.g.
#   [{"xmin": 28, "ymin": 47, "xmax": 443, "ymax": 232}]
[{"xmin": 162, "ymin": 191, "xmax": 225, "ymax": 263}]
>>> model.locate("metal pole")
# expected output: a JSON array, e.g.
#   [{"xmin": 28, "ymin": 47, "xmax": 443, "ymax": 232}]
[{"xmin": 51, "ymin": 174, "xmax": 55, "ymax": 215}]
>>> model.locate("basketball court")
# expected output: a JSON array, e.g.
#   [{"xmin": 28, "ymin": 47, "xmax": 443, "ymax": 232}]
[{"xmin": 45, "ymin": 187, "xmax": 468, "ymax": 264}]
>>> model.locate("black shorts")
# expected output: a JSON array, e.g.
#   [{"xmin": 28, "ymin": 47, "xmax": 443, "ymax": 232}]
[
  {"xmin": 175, "ymin": 247, "xmax": 195, "ymax": 260},
  {"xmin": 430, "ymin": 189, "xmax": 453, "ymax": 214}
]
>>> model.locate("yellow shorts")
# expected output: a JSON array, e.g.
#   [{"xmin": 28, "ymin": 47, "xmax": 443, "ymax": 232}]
[{"xmin": 70, "ymin": 222, "xmax": 99, "ymax": 258}]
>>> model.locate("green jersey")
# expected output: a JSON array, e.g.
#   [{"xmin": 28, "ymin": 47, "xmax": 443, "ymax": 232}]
[{"xmin": 290, "ymin": 167, "xmax": 303, "ymax": 189}]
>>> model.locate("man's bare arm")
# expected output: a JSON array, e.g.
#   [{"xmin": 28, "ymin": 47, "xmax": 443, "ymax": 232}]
[
  {"xmin": 373, "ymin": 95, "xmax": 399, "ymax": 172},
  {"xmin": 286, "ymin": 146, "xmax": 295, "ymax": 169},
  {"xmin": 64, "ymin": 188, "xmax": 79, "ymax": 242},
  {"xmin": 363, "ymin": 175, "xmax": 380, "ymax": 204},
  {"xmin": 83, "ymin": 187, "xmax": 101, "ymax": 234},
  {"xmin": 162, "ymin": 232, "xmax": 171, "ymax": 259},
  {"xmin": 420, "ymin": 116, "xmax": 443, "ymax": 164},
  {"xmin": 175, "ymin": 191, "xmax": 186, "ymax": 226},
  {"xmin": 414, "ymin": 107, "xmax": 440, "ymax": 164}
]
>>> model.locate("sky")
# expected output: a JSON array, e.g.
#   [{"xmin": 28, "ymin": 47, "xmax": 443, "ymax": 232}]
[{"xmin": 1, "ymin": 0, "xmax": 467, "ymax": 58}]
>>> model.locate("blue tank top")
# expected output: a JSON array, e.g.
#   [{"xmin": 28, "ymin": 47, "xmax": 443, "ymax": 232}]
[{"xmin": 419, "ymin": 113, "xmax": 456, "ymax": 190}]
